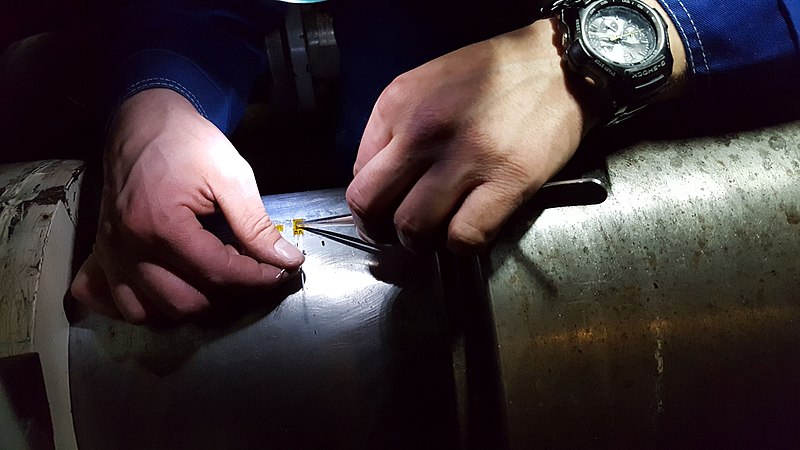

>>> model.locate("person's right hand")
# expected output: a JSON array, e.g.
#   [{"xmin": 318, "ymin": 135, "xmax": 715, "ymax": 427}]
[{"xmin": 70, "ymin": 89, "xmax": 304, "ymax": 323}]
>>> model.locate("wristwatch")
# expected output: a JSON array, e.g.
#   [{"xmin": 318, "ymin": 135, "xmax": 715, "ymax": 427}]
[{"xmin": 542, "ymin": 0, "xmax": 673, "ymax": 125}]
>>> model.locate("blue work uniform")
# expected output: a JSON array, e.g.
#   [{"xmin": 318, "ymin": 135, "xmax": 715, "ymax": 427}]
[{"xmin": 104, "ymin": 0, "xmax": 800, "ymax": 147}]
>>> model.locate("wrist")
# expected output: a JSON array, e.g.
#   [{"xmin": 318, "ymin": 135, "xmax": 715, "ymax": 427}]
[
  {"xmin": 522, "ymin": 17, "xmax": 603, "ymax": 132},
  {"xmin": 108, "ymin": 89, "xmax": 207, "ymax": 154},
  {"xmin": 642, "ymin": 0, "xmax": 688, "ymax": 99},
  {"xmin": 542, "ymin": 0, "xmax": 689, "ymax": 126},
  {"xmin": 524, "ymin": 18, "xmax": 595, "ymax": 136},
  {"xmin": 113, "ymin": 88, "xmax": 199, "ymax": 131}
]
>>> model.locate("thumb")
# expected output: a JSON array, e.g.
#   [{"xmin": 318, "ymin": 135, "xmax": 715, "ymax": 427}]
[{"xmin": 213, "ymin": 167, "xmax": 304, "ymax": 269}]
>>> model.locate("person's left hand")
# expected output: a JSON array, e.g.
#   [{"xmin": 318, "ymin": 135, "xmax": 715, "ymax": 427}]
[{"xmin": 346, "ymin": 19, "xmax": 591, "ymax": 254}]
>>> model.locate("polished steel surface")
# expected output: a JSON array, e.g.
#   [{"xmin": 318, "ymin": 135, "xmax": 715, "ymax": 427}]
[
  {"xmin": 69, "ymin": 120, "xmax": 800, "ymax": 448},
  {"xmin": 488, "ymin": 121, "xmax": 800, "ymax": 448},
  {"xmin": 69, "ymin": 189, "xmax": 458, "ymax": 449}
]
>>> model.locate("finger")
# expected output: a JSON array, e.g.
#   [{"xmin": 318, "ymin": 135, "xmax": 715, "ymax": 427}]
[
  {"xmin": 70, "ymin": 253, "xmax": 121, "ymax": 318},
  {"xmin": 159, "ymin": 209, "xmax": 298, "ymax": 290},
  {"xmin": 211, "ymin": 163, "xmax": 304, "ymax": 269},
  {"xmin": 392, "ymin": 158, "xmax": 477, "ymax": 251},
  {"xmin": 127, "ymin": 259, "xmax": 212, "ymax": 320},
  {"xmin": 102, "ymin": 263, "xmax": 152, "ymax": 323},
  {"xmin": 346, "ymin": 137, "xmax": 429, "ymax": 244},
  {"xmin": 353, "ymin": 97, "xmax": 394, "ymax": 176},
  {"xmin": 446, "ymin": 180, "xmax": 527, "ymax": 254}
]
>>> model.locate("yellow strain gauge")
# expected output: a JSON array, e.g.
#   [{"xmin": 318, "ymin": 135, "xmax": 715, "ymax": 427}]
[
  {"xmin": 275, "ymin": 219, "xmax": 305, "ymax": 250},
  {"xmin": 292, "ymin": 219, "xmax": 305, "ymax": 236}
]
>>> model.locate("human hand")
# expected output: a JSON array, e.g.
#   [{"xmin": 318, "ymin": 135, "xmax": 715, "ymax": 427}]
[
  {"xmin": 70, "ymin": 89, "xmax": 304, "ymax": 323},
  {"xmin": 346, "ymin": 19, "xmax": 588, "ymax": 254}
]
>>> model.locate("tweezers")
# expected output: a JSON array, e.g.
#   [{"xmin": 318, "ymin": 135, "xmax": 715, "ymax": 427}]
[{"xmin": 296, "ymin": 214, "xmax": 383, "ymax": 254}]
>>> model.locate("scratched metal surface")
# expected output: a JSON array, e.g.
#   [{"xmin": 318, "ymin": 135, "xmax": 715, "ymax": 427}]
[
  {"xmin": 488, "ymin": 121, "xmax": 800, "ymax": 448},
  {"xmin": 69, "ymin": 188, "xmax": 458, "ymax": 449},
  {"xmin": 69, "ymin": 120, "xmax": 800, "ymax": 448},
  {"xmin": 0, "ymin": 159, "xmax": 84, "ymax": 450},
  {"xmin": 0, "ymin": 159, "xmax": 83, "ymax": 357}
]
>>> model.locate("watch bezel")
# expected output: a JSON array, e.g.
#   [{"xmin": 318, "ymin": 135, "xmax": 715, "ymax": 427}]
[
  {"xmin": 573, "ymin": 0, "xmax": 669, "ymax": 79},
  {"xmin": 551, "ymin": 0, "xmax": 674, "ymax": 123}
]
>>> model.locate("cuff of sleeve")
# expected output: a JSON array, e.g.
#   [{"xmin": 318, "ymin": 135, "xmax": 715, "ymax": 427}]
[
  {"xmin": 656, "ymin": 0, "xmax": 798, "ymax": 78},
  {"xmin": 655, "ymin": 0, "xmax": 710, "ymax": 76},
  {"xmin": 782, "ymin": 1, "xmax": 800, "ymax": 50},
  {"xmin": 111, "ymin": 48, "xmax": 236, "ymax": 133}
]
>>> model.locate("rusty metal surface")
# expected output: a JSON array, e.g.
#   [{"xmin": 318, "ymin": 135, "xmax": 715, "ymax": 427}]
[
  {"xmin": 488, "ymin": 121, "xmax": 800, "ymax": 448},
  {"xmin": 69, "ymin": 188, "xmax": 458, "ymax": 450}
]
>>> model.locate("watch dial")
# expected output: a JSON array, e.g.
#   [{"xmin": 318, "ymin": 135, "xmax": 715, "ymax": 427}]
[{"xmin": 585, "ymin": 5, "xmax": 657, "ymax": 66}]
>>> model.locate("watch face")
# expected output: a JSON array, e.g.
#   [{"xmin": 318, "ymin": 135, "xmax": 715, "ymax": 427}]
[{"xmin": 585, "ymin": 5, "xmax": 658, "ymax": 66}]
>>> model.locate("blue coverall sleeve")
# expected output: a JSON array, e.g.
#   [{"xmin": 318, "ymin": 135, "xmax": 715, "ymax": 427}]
[
  {"xmin": 104, "ymin": 0, "xmax": 285, "ymax": 134},
  {"xmin": 106, "ymin": 0, "xmax": 799, "ymax": 138},
  {"xmin": 656, "ymin": 0, "xmax": 800, "ymax": 77}
]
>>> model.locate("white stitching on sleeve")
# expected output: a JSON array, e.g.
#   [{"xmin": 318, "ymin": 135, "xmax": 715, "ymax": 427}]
[
  {"xmin": 675, "ymin": 0, "xmax": 711, "ymax": 73},
  {"xmin": 121, "ymin": 78, "xmax": 208, "ymax": 118},
  {"xmin": 658, "ymin": 0, "xmax": 696, "ymax": 72}
]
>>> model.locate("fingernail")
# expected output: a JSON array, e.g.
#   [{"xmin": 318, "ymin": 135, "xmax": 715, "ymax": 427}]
[
  {"xmin": 352, "ymin": 214, "xmax": 397, "ymax": 245},
  {"xmin": 351, "ymin": 214, "xmax": 372, "ymax": 243},
  {"xmin": 274, "ymin": 237, "xmax": 304, "ymax": 263},
  {"xmin": 397, "ymin": 230, "xmax": 412, "ymax": 250},
  {"xmin": 397, "ymin": 230, "xmax": 420, "ymax": 254}
]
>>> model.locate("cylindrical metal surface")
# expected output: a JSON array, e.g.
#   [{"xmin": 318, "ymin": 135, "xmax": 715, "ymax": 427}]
[
  {"xmin": 69, "ymin": 190, "xmax": 458, "ymax": 449},
  {"xmin": 70, "ymin": 120, "xmax": 800, "ymax": 448},
  {"xmin": 488, "ymin": 121, "xmax": 800, "ymax": 448}
]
